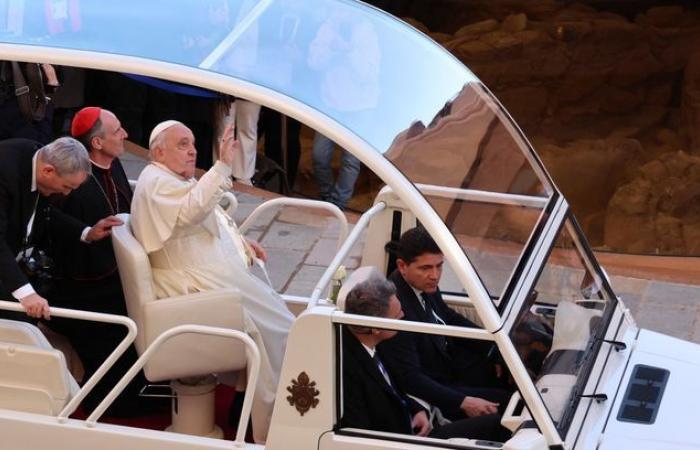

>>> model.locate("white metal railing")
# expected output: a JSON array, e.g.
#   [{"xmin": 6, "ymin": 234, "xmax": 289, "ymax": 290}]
[
  {"xmin": 240, "ymin": 197, "xmax": 349, "ymax": 250},
  {"xmin": 308, "ymin": 202, "xmax": 386, "ymax": 309},
  {"xmin": 332, "ymin": 311, "xmax": 493, "ymax": 341},
  {"xmin": 0, "ymin": 300, "xmax": 137, "ymax": 420},
  {"xmin": 379, "ymin": 183, "xmax": 548, "ymax": 208},
  {"xmin": 86, "ymin": 324, "xmax": 260, "ymax": 445}
]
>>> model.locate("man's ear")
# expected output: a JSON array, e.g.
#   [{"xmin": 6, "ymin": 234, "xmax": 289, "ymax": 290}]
[
  {"xmin": 396, "ymin": 258, "xmax": 407, "ymax": 274},
  {"xmin": 41, "ymin": 164, "xmax": 57, "ymax": 177},
  {"xmin": 151, "ymin": 146, "xmax": 163, "ymax": 162},
  {"xmin": 90, "ymin": 135, "xmax": 102, "ymax": 151}
]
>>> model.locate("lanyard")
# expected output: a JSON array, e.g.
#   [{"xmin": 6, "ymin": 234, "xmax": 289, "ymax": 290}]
[{"xmin": 23, "ymin": 194, "xmax": 39, "ymax": 246}]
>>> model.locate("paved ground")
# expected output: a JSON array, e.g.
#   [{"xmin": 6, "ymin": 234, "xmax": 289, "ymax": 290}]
[{"xmin": 121, "ymin": 152, "xmax": 700, "ymax": 344}]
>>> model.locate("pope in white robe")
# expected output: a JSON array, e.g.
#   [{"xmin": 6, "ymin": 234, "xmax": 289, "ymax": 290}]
[{"xmin": 130, "ymin": 120, "xmax": 294, "ymax": 443}]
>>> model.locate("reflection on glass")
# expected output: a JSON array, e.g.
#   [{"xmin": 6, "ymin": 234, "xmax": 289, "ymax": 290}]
[
  {"xmin": 0, "ymin": 0, "xmax": 471, "ymax": 152},
  {"xmin": 431, "ymin": 197, "xmax": 544, "ymax": 298},
  {"xmin": 386, "ymin": 82, "xmax": 548, "ymax": 196},
  {"xmin": 385, "ymin": 82, "xmax": 553, "ymax": 299},
  {"xmin": 509, "ymin": 219, "xmax": 613, "ymax": 434}
]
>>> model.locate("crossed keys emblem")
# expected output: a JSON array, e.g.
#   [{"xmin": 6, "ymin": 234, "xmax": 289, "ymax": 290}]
[{"xmin": 286, "ymin": 371, "xmax": 320, "ymax": 416}]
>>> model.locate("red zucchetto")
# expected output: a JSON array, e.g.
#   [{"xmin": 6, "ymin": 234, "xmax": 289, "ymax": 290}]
[{"xmin": 70, "ymin": 106, "xmax": 102, "ymax": 137}]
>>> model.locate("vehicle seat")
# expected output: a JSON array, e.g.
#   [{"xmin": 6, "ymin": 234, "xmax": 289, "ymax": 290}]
[
  {"xmin": 336, "ymin": 266, "xmax": 383, "ymax": 311},
  {"xmin": 536, "ymin": 301, "xmax": 602, "ymax": 422},
  {"xmin": 0, "ymin": 319, "xmax": 79, "ymax": 415},
  {"xmin": 111, "ymin": 213, "xmax": 248, "ymax": 438}
]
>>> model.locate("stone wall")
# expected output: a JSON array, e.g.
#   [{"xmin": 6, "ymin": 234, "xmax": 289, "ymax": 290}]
[{"xmin": 402, "ymin": 1, "xmax": 700, "ymax": 254}]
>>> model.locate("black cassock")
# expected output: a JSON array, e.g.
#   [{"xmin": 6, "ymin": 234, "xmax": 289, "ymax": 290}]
[{"xmin": 46, "ymin": 159, "xmax": 160, "ymax": 416}]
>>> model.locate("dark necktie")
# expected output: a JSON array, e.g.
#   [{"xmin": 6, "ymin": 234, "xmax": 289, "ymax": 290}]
[
  {"xmin": 421, "ymin": 292, "xmax": 449, "ymax": 353},
  {"xmin": 373, "ymin": 352, "xmax": 413, "ymax": 431}
]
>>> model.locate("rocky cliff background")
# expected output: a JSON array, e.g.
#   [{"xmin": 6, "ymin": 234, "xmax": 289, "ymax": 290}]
[{"xmin": 379, "ymin": 1, "xmax": 700, "ymax": 255}]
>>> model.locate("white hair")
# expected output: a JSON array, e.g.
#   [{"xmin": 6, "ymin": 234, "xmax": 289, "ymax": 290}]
[{"xmin": 37, "ymin": 137, "xmax": 91, "ymax": 176}]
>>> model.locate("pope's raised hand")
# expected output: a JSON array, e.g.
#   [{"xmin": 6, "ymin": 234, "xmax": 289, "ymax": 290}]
[{"xmin": 219, "ymin": 120, "xmax": 239, "ymax": 167}]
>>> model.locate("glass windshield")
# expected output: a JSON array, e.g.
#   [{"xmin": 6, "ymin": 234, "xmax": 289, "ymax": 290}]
[
  {"xmin": 509, "ymin": 217, "xmax": 615, "ymax": 434},
  {"xmin": 386, "ymin": 82, "xmax": 553, "ymax": 300},
  {"xmin": 1, "ymin": 0, "xmax": 556, "ymax": 304},
  {"xmin": 0, "ymin": 0, "xmax": 471, "ymax": 153}
]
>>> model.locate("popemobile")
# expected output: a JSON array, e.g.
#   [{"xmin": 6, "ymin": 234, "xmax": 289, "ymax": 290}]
[{"xmin": 0, "ymin": 1, "xmax": 696, "ymax": 449}]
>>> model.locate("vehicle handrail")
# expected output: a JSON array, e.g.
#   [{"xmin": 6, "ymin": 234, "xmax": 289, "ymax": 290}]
[
  {"xmin": 308, "ymin": 202, "xmax": 386, "ymax": 309},
  {"xmin": 86, "ymin": 324, "xmax": 260, "ymax": 445},
  {"xmin": 239, "ymin": 197, "xmax": 349, "ymax": 250},
  {"xmin": 332, "ymin": 311, "xmax": 493, "ymax": 341},
  {"xmin": 378, "ymin": 183, "xmax": 548, "ymax": 208},
  {"xmin": 0, "ymin": 299, "xmax": 137, "ymax": 420}
]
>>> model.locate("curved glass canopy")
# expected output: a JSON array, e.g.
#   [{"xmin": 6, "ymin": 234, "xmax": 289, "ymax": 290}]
[{"xmin": 0, "ymin": 0, "xmax": 556, "ymax": 302}]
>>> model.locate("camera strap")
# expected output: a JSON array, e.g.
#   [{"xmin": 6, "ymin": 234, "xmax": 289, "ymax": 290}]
[{"xmin": 16, "ymin": 195, "xmax": 40, "ymax": 261}]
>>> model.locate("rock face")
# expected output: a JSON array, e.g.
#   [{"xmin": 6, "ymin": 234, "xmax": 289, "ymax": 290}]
[{"xmin": 400, "ymin": 1, "xmax": 700, "ymax": 254}]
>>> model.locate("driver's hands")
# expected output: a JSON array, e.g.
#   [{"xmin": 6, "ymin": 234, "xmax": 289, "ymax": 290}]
[
  {"xmin": 460, "ymin": 396, "xmax": 499, "ymax": 417},
  {"xmin": 86, "ymin": 216, "xmax": 124, "ymax": 242},
  {"xmin": 411, "ymin": 410, "xmax": 432, "ymax": 437},
  {"xmin": 19, "ymin": 293, "xmax": 50, "ymax": 320}
]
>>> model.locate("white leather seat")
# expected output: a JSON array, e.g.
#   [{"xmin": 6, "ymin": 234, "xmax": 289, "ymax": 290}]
[
  {"xmin": 111, "ymin": 213, "xmax": 247, "ymax": 381},
  {"xmin": 0, "ymin": 320, "xmax": 79, "ymax": 415},
  {"xmin": 535, "ymin": 301, "xmax": 602, "ymax": 422},
  {"xmin": 336, "ymin": 266, "xmax": 383, "ymax": 311},
  {"xmin": 111, "ymin": 213, "xmax": 249, "ymax": 437}
]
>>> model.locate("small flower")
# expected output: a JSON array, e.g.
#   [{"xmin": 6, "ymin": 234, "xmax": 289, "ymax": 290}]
[
  {"xmin": 332, "ymin": 265, "xmax": 347, "ymax": 281},
  {"xmin": 330, "ymin": 265, "xmax": 347, "ymax": 303}
]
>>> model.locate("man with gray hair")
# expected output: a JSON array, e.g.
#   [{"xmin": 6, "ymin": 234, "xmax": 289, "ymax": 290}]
[
  {"xmin": 341, "ymin": 277, "xmax": 508, "ymax": 441},
  {"xmin": 130, "ymin": 119, "xmax": 294, "ymax": 443},
  {"xmin": 0, "ymin": 136, "xmax": 90, "ymax": 320}
]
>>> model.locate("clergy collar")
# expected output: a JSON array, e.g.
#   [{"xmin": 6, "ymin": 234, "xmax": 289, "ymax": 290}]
[
  {"xmin": 31, "ymin": 151, "xmax": 38, "ymax": 192},
  {"xmin": 90, "ymin": 158, "xmax": 112, "ymax": 170}
]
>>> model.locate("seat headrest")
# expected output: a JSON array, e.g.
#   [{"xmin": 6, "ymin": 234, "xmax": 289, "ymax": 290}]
[{"xmin": 337, "ymin": 266, "xmax": 383, "ymax": 311}]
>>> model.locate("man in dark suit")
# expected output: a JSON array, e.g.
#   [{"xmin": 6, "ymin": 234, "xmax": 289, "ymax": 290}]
[
  {"xmin": 0, "ymin": 136, "xmax": 91, "ymax": 319},
  {"xmin": 380, "ymin": 227, "xmax": 510, "ymax": 422},
  {"xmin": 341, "ymin": 277, "xmax": 507, "ymax": 441}
]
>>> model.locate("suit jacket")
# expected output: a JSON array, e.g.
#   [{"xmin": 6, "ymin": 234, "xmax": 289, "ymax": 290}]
[
  {"xmin": 379, "ymin": 270, "xmax": 492, "ymax": 412},
  {"xmin": 0, "ymin": 138, "xmax": 43, "ymax": 296},
  {"xmin": 340, "ymin": 327, "xmax": 422, "ymax": 435}
]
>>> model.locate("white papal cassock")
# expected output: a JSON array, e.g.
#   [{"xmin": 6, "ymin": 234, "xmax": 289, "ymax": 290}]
[{"xmin": 130, "ymin": 160, "xmax": 294, "ymax": 443}]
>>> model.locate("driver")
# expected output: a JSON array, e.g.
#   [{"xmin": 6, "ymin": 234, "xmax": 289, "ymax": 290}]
[
  {"xmin": 379, "ymin": 226, "xmax": 511, "ymax": 422},
  {"xmin": 130, "ymin": 119, "xmax": 294, "ymax": 443}
]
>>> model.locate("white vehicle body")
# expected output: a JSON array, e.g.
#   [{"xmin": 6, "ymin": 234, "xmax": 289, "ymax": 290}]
[{"xmin": 0, "ymin": 1, "xmax": 696, "ymax": 449}]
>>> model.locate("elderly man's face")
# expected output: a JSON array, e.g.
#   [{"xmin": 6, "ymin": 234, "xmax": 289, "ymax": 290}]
[
  {"xmin": 376, "ymin": 295, "xmax": 404, "ymax": 342},
  {"xmin": 37, "ymin": 165, "xmax": 87, "ymax": 196},
  {"xmin": 159, "ymin": 124, "xmax": 197, "ymax": 178},
  {"xmin": 94, "ymin": 110, "xmax": 128, "ymax": 158}
]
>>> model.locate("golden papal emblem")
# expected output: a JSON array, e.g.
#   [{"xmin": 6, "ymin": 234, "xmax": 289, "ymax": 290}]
[{"xmin": 286, "ymin": 371, "xmax": 320, "ymax": 416}]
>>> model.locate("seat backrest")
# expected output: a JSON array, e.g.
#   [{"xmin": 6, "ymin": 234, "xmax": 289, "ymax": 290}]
[
  {"xmin": 111, "ymin": 213, "xmax": 156, "ymax": 353},
  {"xmin": 336, "ymin": 266, "xmax": 383, "ymax": 311},
  {"xmin": 0, "ymin": 318, "xmax": 53, "ymax": 348},
  {"xmin": 112, "ymin": 213, "xmax": 249, "ymax": 382},
  {"xmin": 0, "ymin": 341, "xmax": 79, "ymax": 415}
]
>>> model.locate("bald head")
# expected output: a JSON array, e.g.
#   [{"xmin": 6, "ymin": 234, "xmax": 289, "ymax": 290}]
[{"xmin": 150, "ymin": 121, "xmax": 197, "ymax": 179}]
